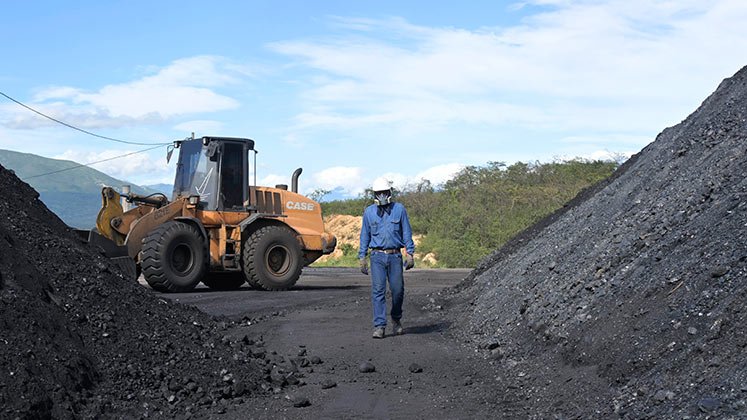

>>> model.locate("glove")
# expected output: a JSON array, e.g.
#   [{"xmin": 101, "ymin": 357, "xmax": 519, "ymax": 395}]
[
  {"xmin": 359, "ymin": 258, "xmax": 369, "ymax": 275},
  {"xmin": 404, "ymin": 253, "xmax": 415, "ymax": 270}
]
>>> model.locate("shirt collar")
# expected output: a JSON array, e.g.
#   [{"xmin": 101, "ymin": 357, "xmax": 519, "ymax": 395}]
[{"xmin": 376, "ymin": 202, "xmax": 393, "ymax": 217}]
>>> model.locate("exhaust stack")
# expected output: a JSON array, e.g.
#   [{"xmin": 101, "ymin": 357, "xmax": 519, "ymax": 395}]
[{"xmin": 291, "ymin": 168, "xmax": 302, "ymax": 193}]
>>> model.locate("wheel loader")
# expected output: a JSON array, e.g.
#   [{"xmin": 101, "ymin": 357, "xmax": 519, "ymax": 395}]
[{"xmin": 80, "ymin": 136, "xmax": 336, "ymax": 292}]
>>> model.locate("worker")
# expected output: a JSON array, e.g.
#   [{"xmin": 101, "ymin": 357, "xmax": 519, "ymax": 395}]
[{"xmin": 358, "ymin": 178, "xmax": 415, "ymax": 339}]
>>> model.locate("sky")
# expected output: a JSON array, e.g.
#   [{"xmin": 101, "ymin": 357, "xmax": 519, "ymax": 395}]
[{"xmin": 1, "ymin": 0, "xmax": 746, "ymax": 198}]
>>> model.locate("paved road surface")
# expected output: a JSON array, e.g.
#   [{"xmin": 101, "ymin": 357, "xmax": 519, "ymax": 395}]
[{"xmin": 146, "ymin": 267, "xmax": 500, "ymax": 419}]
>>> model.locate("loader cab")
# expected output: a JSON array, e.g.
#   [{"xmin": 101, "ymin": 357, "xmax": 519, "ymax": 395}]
[{"xmin": 172, "ymin": 137, "xmax": 256, "ymax": 211}]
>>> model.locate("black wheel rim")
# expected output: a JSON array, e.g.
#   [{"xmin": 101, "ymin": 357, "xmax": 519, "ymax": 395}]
[
  {"xmin": 171, "ymin": 243, "xmax": 194, "ymax": 275},
  {"xmin": 265, "ymin": 244, "xmax": 291, "ymax": 276}
]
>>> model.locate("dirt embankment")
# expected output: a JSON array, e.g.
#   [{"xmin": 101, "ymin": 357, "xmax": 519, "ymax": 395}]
[
  {"xmin": 319, "ymin": 215, "xmax": 363, "ymax": 261},
  {"xmin": 318, "ymin": 214, "xmax": 436, "ymax": 265},
  {"xmin": 445, "ymin": 66, "xmax": 747, "ymax": 418}
]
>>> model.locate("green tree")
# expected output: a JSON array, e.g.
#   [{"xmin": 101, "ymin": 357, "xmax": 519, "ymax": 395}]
[{"xmin": 318, "ymin": 159, "xmax": 619, "ymax": 268}]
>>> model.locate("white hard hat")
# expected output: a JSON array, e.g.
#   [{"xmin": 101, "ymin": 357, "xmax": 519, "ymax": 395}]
[{"xmin": 371, "ymin": 178, "xmax": 391, "ymax": 192}]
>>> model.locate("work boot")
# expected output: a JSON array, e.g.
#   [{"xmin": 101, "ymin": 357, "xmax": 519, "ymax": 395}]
[
  {"xmin": 372, "ymin": 327, "xmax": 385, "ymax": 339},
  {"xmin": 392, "ymin": 319, "xmax": 404, "ymax": 335}
]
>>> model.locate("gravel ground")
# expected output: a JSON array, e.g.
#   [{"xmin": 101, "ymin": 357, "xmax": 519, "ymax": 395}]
[
  {"xmin": 150, "ymin": 268, "xmax": 497, "ymax": 419},
  {"xmin": 444, "ymin": 65, "xmax": 747, "ymax": 418}
]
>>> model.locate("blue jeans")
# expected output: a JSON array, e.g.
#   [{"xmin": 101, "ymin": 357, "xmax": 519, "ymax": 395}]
[{"xmin": 370, "ymin": 252, "xmax": 404, "ymax": 328}]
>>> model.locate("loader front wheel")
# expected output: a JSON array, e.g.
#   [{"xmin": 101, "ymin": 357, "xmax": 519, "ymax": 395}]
[
  {"xmin": 142, "ymin": 221, "xmax": 207, "ymax": 293},
  {"xmin": 243, "ymin": 226, "xmax": 302, "ymax": 291}
]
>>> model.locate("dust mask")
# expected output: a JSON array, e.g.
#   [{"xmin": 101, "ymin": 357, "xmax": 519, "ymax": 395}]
[{"xmin": 374, "ymin": 191, "xmax": 391, "ymax": 206}]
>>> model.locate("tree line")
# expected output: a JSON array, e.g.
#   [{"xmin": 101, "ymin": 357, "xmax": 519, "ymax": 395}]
[{"xmin": 320, "ymin": 159, "xmax": 619, "ymax": 268}]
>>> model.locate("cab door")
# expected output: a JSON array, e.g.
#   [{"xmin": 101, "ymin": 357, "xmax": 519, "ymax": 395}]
[{"xmin": 218, "ymin": 141, "xmax": 247, "ymax": 211}]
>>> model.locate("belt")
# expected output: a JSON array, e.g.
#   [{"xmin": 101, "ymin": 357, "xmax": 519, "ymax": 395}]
[{"xmin": 370, "ymin": 248, "xmax": 400, "ymax": 254}]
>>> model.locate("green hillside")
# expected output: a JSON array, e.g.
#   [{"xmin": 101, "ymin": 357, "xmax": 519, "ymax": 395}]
[
  {"xmin": 0, "ymin": 149, "xmax": 157, "ymax": 228},
  {"xmin": 321, "ymin": 159, "xmax": 620, "ymax": 268}
]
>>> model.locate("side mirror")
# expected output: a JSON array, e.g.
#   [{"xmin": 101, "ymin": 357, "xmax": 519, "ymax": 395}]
[{"xmin": 206, "ymin": 142, "xmax": 219, "ymax": 161}]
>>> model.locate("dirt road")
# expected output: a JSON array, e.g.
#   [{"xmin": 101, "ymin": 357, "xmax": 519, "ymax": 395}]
[{"xmin": 149, "ymin": 267, "xmax": 500, "ymax": 419}]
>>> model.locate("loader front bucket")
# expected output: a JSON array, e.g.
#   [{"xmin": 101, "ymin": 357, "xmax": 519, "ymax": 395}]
[{"xmin": 74, "ymin": 229, "xmax": 139, "ymax": 281}]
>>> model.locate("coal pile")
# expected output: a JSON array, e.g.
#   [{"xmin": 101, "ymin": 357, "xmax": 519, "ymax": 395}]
[
  {"xmin": 449, "ymin": 65, "xmax": 747, "ymax": 418},
  {"xmin": 0, "ymin": 166, "xmax": 274, "ymax": 418}
]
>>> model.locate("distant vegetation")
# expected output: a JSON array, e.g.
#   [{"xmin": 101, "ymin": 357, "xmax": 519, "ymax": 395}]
[
  {"xmin": 0, "ymin": 149, "xmax": 617, "ymax": 266},
  {"xmin": 321, "ymin": 159, "xmax": 619, "ymax": 268}
]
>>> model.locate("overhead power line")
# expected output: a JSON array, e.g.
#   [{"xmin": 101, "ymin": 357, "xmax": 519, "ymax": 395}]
[
  {"xmin": 22, "ymin": 144, "xmax": 167, "ymax": 180},
  {"xmin": 0, "ymin": 90, "xmax": 170, "ymax": 146}
]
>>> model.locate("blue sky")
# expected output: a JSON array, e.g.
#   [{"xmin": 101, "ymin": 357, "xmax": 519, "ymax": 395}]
[{"xmin": 1, "ymin": 1, "xmax": 746, "ymax": 197}]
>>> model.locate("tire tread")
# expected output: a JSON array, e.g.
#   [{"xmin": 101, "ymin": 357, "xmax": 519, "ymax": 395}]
[
  {"xmin": 141, "ymin": 221, "xmax": 206, "ymax": 293},
  {"xmin": 243, "ymin": 225, "xmax": 302, "ymax": 291}
]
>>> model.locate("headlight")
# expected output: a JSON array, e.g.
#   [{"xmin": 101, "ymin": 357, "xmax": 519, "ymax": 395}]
[{"xmin": 188, "ymin": 195, "xmax": 200, "ymax": 205}]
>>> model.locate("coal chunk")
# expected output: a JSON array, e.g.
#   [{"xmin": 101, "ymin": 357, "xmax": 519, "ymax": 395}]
[
  {"xmin": 697, "ymin": 397, "xmax": 720, "ymax": 413},
  {"xmin": 289, "ymin": 394, "xmax": 310, "ymax": 407},
  {"xmin": 408, "ymin": 363, "xmax": 423, "ymax": 373},
  {"xmin": 321, "ymin": 379, "xmax": 337, "ymax": 389},
  {"xmin": 359, "ymin": 362, "xmax": 376, "ymax": 373}
]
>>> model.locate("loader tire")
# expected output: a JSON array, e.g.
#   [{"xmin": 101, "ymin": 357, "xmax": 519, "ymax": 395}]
[
  {"xmin": 244, "ymin": 275, "xmax": 263, "ymax": 290},
  {"xmin": 142, "ymin": 221, "xmax": 207, "ymax": 293},
  {"xmin": 202, "ymin": 273, "xmax": 246, "ymax": 291},
  {"xmin": 243, "ymin": 225, "xmax": 302, "ymax": 291}
]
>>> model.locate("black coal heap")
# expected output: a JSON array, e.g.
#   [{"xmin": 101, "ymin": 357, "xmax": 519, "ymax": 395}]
[
  {"xmin": 451, "ymin": 66, "xmax": 747, "ymax": 418},
  {"xmin": 0, "ymin": 166, "xmax": 266, "ymax": 418}
]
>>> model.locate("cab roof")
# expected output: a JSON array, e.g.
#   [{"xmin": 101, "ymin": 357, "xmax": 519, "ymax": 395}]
[{"xmin": 200, "ymin": 136, "xmax": 255, "ymax": 150}]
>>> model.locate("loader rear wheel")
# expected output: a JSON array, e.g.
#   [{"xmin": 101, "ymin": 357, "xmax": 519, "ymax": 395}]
[
  {"xmin": 243, "ymin": 225, "xmax": 302, "ymax": 291},
  {"xmin": 141, "ymin": 221, "xmax": 207, "ymax": 293},
  {"xmin": 202, "ymin": 273, "xmax": 246, "ymax": 291}
]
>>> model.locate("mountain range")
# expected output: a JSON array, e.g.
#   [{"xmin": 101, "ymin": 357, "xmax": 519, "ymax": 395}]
[{"xmin": 0, "ymin": 149, "xmax": 169, "ymax": 228}]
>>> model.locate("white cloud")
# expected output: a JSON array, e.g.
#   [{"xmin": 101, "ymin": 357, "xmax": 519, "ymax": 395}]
[
  {"xmin": 310, "ymin": 166, "xmax": 366, "ymax": 195},
  {"xmin": 414, "ymin": 163, "xmax": 464, "ymax": 186},
  {"xmin": 258, "ymin": 174, "xmax": 293, "ymax": 188},
  {"xmin": 549, "ymin": 149, "xmax": 635, "ymax": 164},
  {"xmin": 292, "ymin": 100, "xmax": 547, "ymax": 131},
  {"xmin": 54, "ymin": 149, "xmax": 173, "ymax": 184},
  {"xmin": 374, "ymin": 172, "xmax": 410, "ymax": 191},
  {"xmin": 375, "ymin": 165, "xmax": 467, "ymax": 191},
  {"xmin": 583, "ymin": 149, "xmax": 635, "ymax": 162},
  {"xmin": 271, "ymin": 2, "xmax": 747, "ymax": 144},
  {"xmin": 4, "ymin": 56, "xmax": 248, "ymax": 130},
  {"xmin": 305, "ymin": 163, "xmax": 466, "ymax": 198},
  {"xmin": 1, "ymin": 100, "xmax": 162, "ymax": 130}
]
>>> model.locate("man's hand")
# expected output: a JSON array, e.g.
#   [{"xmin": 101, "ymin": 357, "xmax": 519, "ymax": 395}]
[
  {"xmin": 359, "ymin": 257, "xmax": 369, "ymax": 275},
  {"xmin": 404, "ymin": 253, "xmax": 415, "ymax": 270}
]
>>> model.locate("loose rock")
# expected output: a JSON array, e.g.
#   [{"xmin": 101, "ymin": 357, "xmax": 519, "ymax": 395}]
[
  {"xmin": 359, "ymin": 362, "xmax": 376, "ymax": 373},
  {"xmin": 288, "ymin": 394, "xmax": 311, "ymax": 408},
  {"xmin": 697, "ymin": 397, "xmax": 720, "ymax": 413}
]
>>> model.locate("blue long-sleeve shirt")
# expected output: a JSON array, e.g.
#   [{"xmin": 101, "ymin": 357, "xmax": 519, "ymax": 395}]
[{"xmin": 358, "ymin": 202, "xmax": 415, "ymax": 259}]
